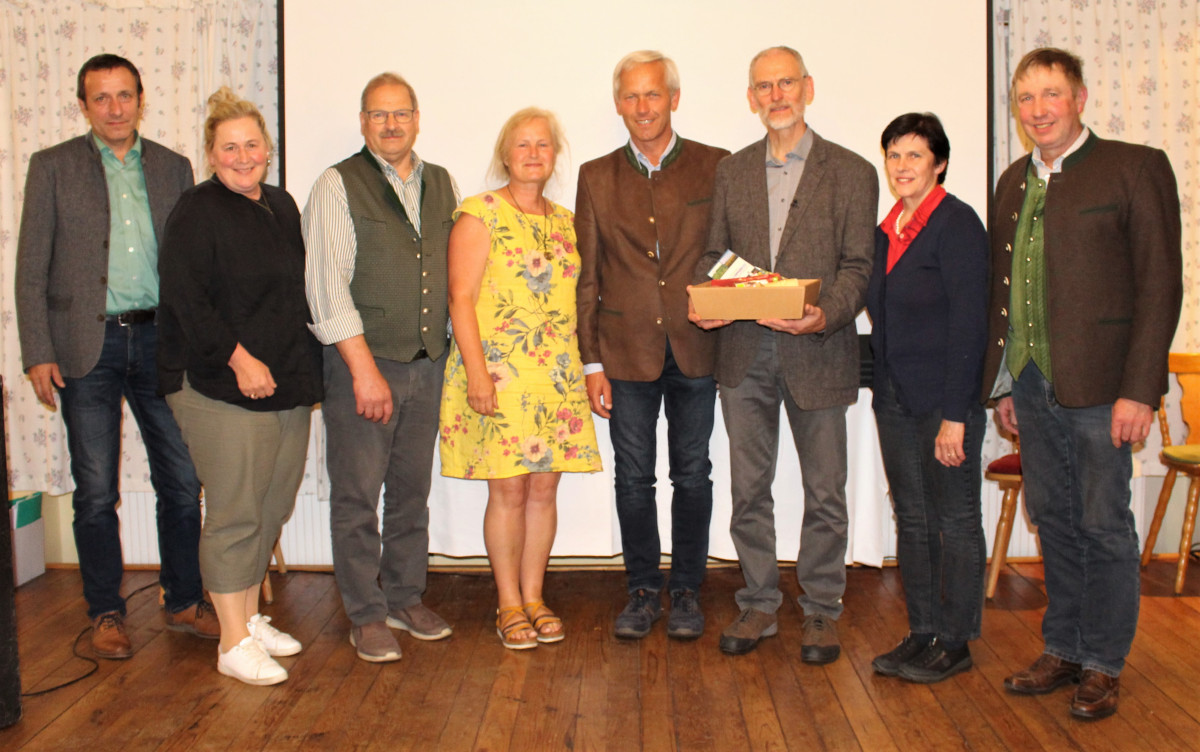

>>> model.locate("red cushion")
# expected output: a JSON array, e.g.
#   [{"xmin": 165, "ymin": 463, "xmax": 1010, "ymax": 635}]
[{"xmin": 987, "ymin": 453, "xmax": 1022, "ymax": 475}]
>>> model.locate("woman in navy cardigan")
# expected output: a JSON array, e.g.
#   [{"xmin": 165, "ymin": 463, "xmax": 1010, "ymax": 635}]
[{"xmin": 866, "ymin": 113, "xmax": 989, "ymax": 684}]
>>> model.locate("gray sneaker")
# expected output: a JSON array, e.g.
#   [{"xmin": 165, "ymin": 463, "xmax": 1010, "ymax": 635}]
[
  {"xmin": 801, "ymin": 613, "xmax": 841, "ymax": 664},
  {"xmin": 718, "ymin": 608, "xmax": 777, "ymax": 655},
  {"xmin": 614, "ymin": 588, "xmax": 662, "ymax": 639},
  {"xmin": 386, "ymin": 603, "xmax": 452, "ymax": 641},
  {"xmin": 350, "ymin": 622, "xmax": 402, "ymax": 662},
  {"xmin": 667, "ymin": 590, "xmax": 704, "ymax": 640}
]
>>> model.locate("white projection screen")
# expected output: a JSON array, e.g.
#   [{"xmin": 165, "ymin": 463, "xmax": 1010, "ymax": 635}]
[{"xmin": 283, "ymin": 0, "xmax": 990, "ymax": 561}]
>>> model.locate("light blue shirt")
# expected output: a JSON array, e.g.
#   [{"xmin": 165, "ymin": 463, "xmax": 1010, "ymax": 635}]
[{"xmin": 96, "ymin": 132, "xmax": 159, "ymax": 314}]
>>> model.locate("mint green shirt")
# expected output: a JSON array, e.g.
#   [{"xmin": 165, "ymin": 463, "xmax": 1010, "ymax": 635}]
[{"xmin": 96, "ymin": 132, "xmax": 159, "ymax": 314}]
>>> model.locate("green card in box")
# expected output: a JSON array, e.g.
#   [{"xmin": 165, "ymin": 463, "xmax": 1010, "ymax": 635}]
[
  {"xmin": 10, "ymin": 492, "xmax": 45, "ymax": 586},
  {"xmin": 10, "ymin": 492, "xmax": 42, "ymax": 529}
]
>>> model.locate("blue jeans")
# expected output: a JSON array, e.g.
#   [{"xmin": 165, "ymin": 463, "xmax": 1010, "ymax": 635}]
[
  {"xmin": 1012, "ymin": 362, "xmax": 1140, "ymax": 677},
  {"xmin": 58, "ymin": 320, "xmax": 203, "ymax": 619},
  {"xmin": 609, "ymin": 340, "xmax": 715, "ymax": 594},
  {"xmin": 873, "ymin": 374, "xmax": 986, "ymax": 643}
]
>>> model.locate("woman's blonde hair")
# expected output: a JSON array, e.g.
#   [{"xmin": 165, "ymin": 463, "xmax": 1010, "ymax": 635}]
[
  {"xmin": 487, "ymin": 107, "xmax": 568, "ymax": 186},
  {"xmin": 203, "ymin": 86, "xmax": 273, "ymax": 172}
]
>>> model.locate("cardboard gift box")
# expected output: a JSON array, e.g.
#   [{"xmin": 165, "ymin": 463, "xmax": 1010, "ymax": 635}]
[
  {"xmin": 689, "ymin": 277, "xmax": 821, "ymax": 321},
  {"xmin": 10, "ymin": 492, "xmax": 45, "ymax": 586}
]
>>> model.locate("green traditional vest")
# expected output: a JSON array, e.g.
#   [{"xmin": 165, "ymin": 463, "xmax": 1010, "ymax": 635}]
[
  {"xmin": 334, "ymin": 148, "xmax": 454, "ymax": 363},
  {"xmin": 1006, "ymin": 161, "xmax": 1052, "ymax": 381}
]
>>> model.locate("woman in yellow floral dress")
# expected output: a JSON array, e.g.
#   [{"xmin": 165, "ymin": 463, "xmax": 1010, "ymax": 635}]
[{"xmin": 440, "ymin": 107, "xmax": 601, "ymax": 650}]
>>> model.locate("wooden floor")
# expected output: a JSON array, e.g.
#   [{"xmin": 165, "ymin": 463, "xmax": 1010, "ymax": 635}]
[{"xmin": 3, "ymin": 560, "xmax": 1200, "ymax": 751}]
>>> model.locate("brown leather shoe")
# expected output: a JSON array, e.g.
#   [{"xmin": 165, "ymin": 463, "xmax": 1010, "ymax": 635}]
[
  {"xmin": 718, "ymin": 608, "xmax": 777, "ymax": 655},
  {"xmin": 92, "ymin": 611, "xmax": 133, "ymax": 660},
  {"xmin": 801, "ymin": 614, "xmax": 841, "ymax": 665},
  {"xmin": 1004, "ymin": 653, "xmax": 1082, "ymax": 695},
  {"xmin": 1070, "ymin": 670, "xmax": 1119, "ymax": 720},
  {"xmin": 165, "ymin": 600, "xmax": 220, "ymax": 639}
]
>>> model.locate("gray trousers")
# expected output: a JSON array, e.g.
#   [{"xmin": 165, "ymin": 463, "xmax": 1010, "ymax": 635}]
[
  {"xmin": 323, "ymin": 346, "xmax": 444, "ymax": 626},
  {"xmin": 168, "ymin": 380, "xmax": 312, "ymax": 594},
  {"xmin": 720, "ymin": 335, "xmax": 849, "ymax": 619}
]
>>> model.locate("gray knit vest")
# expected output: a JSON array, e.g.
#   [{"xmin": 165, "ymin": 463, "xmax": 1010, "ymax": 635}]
[{"xmin": 334, "ymin": 148, "xmax": 454, "ymax": 362}]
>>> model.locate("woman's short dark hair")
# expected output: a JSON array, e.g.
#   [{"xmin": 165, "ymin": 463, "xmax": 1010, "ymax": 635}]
[
  {"xmin": 880, "ymin": 112, "xmax": 950, "ymax": 184},
  {"xmin": 76, "ymin": 54, "xmax": 143, "ymax": 101}
]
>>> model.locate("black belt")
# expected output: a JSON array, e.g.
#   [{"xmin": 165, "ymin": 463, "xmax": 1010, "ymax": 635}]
[
  {"xmin": 109, "ymin": 309, "xmax": 156, "ymax": 326},
  {"xmin": 412, "ymin": 339, "xmax": 450, "ymax": 361}
]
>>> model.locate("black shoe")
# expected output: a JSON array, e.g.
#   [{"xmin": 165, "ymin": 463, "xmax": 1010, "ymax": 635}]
[
  {"xmin": 614, "ymin": 588, "xmax": 662, "ymax": 639},
  {"xmin": 897, "ymin": 641, "xmax": 972, "ymax": 684},
  {"xmin": 667, "ymin": 590, "xmax": 704, "ymax": 640},
  {"xmin": 872, "ymin": 634, "xmax": 933, "ymax": 676}
]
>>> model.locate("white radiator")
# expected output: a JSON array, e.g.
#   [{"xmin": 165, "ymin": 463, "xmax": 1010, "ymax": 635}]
[
  {"xmin": 115, "ymin": 478, "xmax": 1148, "ymax": 567},
  {"xmin": 116, "ymin": 491, "xmax": 331, "ymax": 567}
]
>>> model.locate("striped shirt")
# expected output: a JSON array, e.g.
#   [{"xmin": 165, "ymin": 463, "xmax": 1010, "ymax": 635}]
[{"xmin": 302, "ymin": 149, "xmax": 460, "ymax": 345}]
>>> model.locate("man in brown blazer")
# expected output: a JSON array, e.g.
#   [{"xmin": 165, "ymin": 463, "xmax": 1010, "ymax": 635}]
[
  {"xmin": 576, "ymin": 51, "xmax": 728, "ymax": 640},
  {"xmin": 984, "ymin": 48, "xmax": 1181, "ymax": 720},
  {"xmin": 691, "ymin": 46, "xmax": 877, "ymax": 662}
]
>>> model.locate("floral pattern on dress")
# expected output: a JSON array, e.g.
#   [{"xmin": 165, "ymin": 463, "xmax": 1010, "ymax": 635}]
[{"xmin": 439, "ymin": 192, "xmax": 601, "ymax": 480}]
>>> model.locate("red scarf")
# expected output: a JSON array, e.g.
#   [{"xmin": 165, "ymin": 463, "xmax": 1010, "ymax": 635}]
[{"xmin": 881, "ymin": 185, "xmax": 947, "ymax": 274}]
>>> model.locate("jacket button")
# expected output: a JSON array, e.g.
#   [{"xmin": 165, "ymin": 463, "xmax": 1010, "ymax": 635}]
[
  {"xmin": 1003, "ymin": 276, "xmax": 1010, "ymax": 286},
  {"xmin": 648, "ymin": 216, "xmax": 655, "ymax": 224},
  {"xmin": 658, "ymin": 280, "xmax": 665, "ymax": 287},
  {"xmin": 655, "ymin": 318, "xmax": 663, "ymax": 325},
  {"xmin": 97, "ymin": 314, "xmax": 105, "ymax": 322},
  {"xmin": 1005, "ymin": 243, "xmax": 1012, "ymax": 253},
  {"xmin": 997, "ymin": 338, "xmax": 1005, "ymax": 347},
  {"xmin": 100, "ymin": 276, "xmax": 107, "ymax": 284},
  {"xmin": 1000, "ymin": 307, "xmax": 1008, "ymax": 317},
  {"xmin": 1011, "ymin": 212, "xmax": 1018, "ymax": 221},
  {"xmin": 646, "ymin": 251, "xmax": 654, "ymax": 258}
]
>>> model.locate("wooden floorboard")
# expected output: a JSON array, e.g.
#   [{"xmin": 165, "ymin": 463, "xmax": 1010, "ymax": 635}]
[{"xmin": 4, "ymin": 562, "xmax": 1200, "ymax": 750}]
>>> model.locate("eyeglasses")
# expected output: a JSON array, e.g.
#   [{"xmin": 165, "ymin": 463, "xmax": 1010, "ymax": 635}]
[
  {"xmin": 364, "ymin": 109, "xmax": 415, "ymax": 125},
  {"xmin": 752, "ymin": 77, "xmax": 806, "ymax": 96}
]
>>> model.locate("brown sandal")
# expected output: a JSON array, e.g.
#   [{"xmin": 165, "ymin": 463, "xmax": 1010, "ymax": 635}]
[
  {"xmin": 496, "ymin": 606, "xmax": 538, "ymax": 650},
  {"xmin": 523, "ymin": 600, "xmax": 564, "ymax": 643}
]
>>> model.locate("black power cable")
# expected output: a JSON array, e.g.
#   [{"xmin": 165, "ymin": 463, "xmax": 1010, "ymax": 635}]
[{"xmin": 20, "ymin": 581, "xmax": 158, "ymax": 697}]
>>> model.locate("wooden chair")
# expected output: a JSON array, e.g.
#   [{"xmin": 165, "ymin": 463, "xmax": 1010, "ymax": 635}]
[
  {"xmin": 985, "ymin": 437, "xmax": 1022, "ymax": 599},
  {"xmin": 1139, "ymin": 353, "xmax": 1200, "ymax": 594},
  {"xmin": 261, "ymin": 539, "xmax": 287, "ymax": 605}
]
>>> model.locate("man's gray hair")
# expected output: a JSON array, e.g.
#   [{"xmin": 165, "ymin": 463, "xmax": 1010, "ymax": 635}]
[
  {"xmin": 612, "ymin": 50, "xmax": 681, "ymax": 101},
  {"xmin": 748, "ymin": 46, "xmax": 808, "ymax": 85}
]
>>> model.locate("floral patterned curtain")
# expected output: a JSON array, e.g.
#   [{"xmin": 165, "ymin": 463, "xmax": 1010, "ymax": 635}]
[
  {"xmin": 0, "ymin": 0, "xmax": 278, "ymax": 494},
  {"xmin": 994, "ymin": 0, "xmax": 1200, "ymax": 468},
  {"xmin": 995, "ymin": 0, "xmax": 1200, "ymax": 349}
]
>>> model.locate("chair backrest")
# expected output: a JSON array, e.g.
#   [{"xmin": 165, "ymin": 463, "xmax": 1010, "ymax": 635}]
[{"xmin": 1157, "ymin": 353, "xmax": 1200, "ymax": 447}]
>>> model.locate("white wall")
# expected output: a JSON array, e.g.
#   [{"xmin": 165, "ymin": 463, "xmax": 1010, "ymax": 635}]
[{"xmin": 283, "ymin": 0, "xmax": 989, "ymax": 217}]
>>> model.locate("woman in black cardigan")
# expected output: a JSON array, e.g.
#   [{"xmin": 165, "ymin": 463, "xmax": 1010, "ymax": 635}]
[
  {"xmin": 158, "ymin": 88, "xmax": 322, "ymax": 686},
  {"xmin": 866, "ymin": 113, "xmax": 989, "ymax": 684}
]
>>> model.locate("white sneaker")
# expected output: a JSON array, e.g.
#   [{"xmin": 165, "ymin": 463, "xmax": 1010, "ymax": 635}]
[
  {"xmin": 248, "ymin": 613, "xmax": 302, "ymax": 657},
  {"xmin": 217, "ymin": 636, "xmax": 288, "ymax": 686}
]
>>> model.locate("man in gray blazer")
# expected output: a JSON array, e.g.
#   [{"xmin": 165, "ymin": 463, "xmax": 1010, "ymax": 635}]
[
  {"xmin": 691, "ymin": 46, "xmax": 877, "ymax": 662},
  {"xmin": 15, "ymin": 54, "xmax": 214, "ymax": 659}
]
